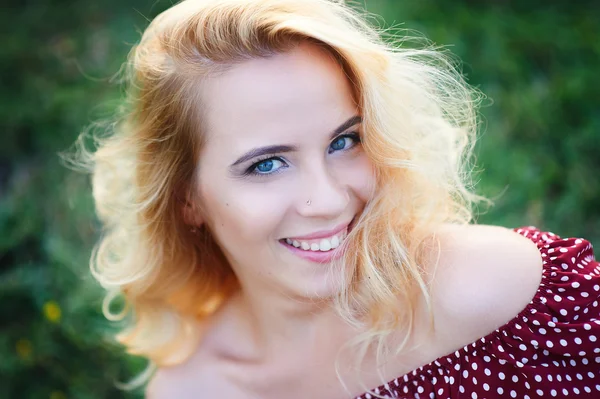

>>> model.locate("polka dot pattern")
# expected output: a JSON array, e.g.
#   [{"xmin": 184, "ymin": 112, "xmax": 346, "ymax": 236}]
[{"xmin": 355, "ymin": 227, "xmax": 600, "ymax": 399}]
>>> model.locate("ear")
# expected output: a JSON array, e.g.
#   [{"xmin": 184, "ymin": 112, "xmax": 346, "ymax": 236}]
[{"xmin": 179, "ymin": 189, "xmax": 204, "ymax": 228}]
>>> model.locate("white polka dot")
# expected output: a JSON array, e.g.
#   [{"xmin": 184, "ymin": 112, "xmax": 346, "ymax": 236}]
[
  {"xmin": 537, "ymin": 389, "xmax": 544, "ymax": 395},
  {"xmin": 560, "ymin": 339, "xmax": 568, "ymax": 346},
  {"xmin": 519, "ymin": 344, "xmax": 527, "ymax": 351},
  {"xmin": 498, "ymin": 372, "xmax": 505, "ymax": 380},
  {"xmin": 417, "ymin": 386, "xmax": 424, "ymax": 394},
  {"xmin": 497, "ymin": 387, "xmax": 504, "ymax": 395},
  {"xmin": 551, "ymin": 389, "xmax": 557, "ymax": 397},
  {"xmin": 438, "ymin": 388, "xmax": 444, "ymax": 395},
  {"xmin": 459, "ymin": 385, "xmax": 465, "ymax": 393},
  {"xmin": 560, "ymin": 309, "xmax": 568, "ymax": 316},
  {"xmin": 484, "ymin": 368, "xmax": 491, "ymax": 376},
  {"xmin": 511, "ymin": 391, "xmax": 517, "ymax": 398},
  {"xmin": 590, "ymin": 335, "xmax": 597, "ymax": 342},
  {"xmin": 535, "ymin": 375, "xmax": 542, "ymax": 382},
  {"xmin": 463, "ymin": 370, "xmax": 469, "ymax": 378},
  {"xmin": 547, "ymin": 340, "xmax": 554, "ymax": 348},
  {"xmin": 575, "ymin": 337, "xmax": 583, "ymax": 344},
  {"xmin": 472, "ymin": 363, "xmax": 478, "ymax": 370},
  {"xmin": 471, "ymin": 393, "xmax": 477, "ymax": 399},
  {"xmin": 483, "ymin": 383, "xmax": 490, "ymax": 391},
  {"xmin": 554, "ymin": 295, "xmax": 562, "ymax": 302},
  {"xmin": 512, "ymin": 375, "xmax": 519, "ymax": 383},
  {"xmin": 572, "ymin": 282, "xmax": 581, "ymax": 288}
]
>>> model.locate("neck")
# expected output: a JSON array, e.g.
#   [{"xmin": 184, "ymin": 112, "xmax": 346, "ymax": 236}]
[{"xmin": 227, "ymin": 280, "xmax": 354, "ymax": 359}]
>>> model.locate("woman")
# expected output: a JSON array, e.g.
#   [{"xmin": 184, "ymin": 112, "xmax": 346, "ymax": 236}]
[{"xmin": 83, "ymin": 0, "xmax": 600, "ymax": 398}]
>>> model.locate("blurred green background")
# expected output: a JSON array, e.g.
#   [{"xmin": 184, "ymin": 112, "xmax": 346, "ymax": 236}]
[{"xmin": 1, "ymin": 0, "xmax": 598, "ymax": 398}]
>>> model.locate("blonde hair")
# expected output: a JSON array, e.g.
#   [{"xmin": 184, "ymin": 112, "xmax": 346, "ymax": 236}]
[{"xmin": 75, "ymin": 0, "xmax": 484, "ymax": 391}]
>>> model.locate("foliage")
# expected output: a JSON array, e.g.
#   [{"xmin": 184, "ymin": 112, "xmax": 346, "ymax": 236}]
[{"xmin": 1, "ymin": 0, "xmax": 598, "ymax": 397}]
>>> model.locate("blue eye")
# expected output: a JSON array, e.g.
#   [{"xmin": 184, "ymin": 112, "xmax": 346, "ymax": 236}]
[
  {"xmin": 251, "ymin": 158, "xmax": 286, "ymax": 175},
  {"xmin": 328, "ymin": 133, "xmax": 360, "ymax": 154}
]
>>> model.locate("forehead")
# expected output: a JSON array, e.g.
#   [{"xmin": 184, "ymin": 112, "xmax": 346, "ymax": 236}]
[{"xmin": 198, "ymin": 42, "xmax": 357, "ymax": 150}]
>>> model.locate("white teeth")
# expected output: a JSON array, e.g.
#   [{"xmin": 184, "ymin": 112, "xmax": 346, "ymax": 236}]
[
  {"xmin": 319, "ymin": 239, "xmax": 331, "ymax": 251},
  {"xmin": 331, "ymin": 235, "xmax": 339, "ymax": 248},
  {"xmin": 285, "ymin": 228, "xmax": 348, "ymax": 252}
]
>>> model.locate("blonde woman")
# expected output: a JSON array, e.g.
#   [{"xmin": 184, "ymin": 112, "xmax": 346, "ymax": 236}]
[{"xmin": 82, "ymin": 0, "xmax": 600, "ymax": 398}]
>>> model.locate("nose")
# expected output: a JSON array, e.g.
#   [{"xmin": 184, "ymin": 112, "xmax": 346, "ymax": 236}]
[{"xmin": 297, "ymin": 161, "xmax": 349, "ymax": 219}]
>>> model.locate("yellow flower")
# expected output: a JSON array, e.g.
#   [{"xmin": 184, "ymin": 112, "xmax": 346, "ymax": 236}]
[
  {"xmin": 15, "ymin": 338, "xmax": 32, "ymax": 360},
  {"xmin": 43, "ymin": 301, "xmax": 62, "ymax": 323},
  {"xmin": 50, "ymin": 391, "xmax": 67, "ymax": 399}
]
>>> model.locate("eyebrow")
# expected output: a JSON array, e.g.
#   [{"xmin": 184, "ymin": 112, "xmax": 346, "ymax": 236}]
[{"xmin": 230, "ymin": 115, "xmax": 362, "ymax": 167}]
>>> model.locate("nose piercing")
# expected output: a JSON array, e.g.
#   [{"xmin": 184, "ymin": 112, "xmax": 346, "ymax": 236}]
[{"xmin": 306, "ymin": 199, "xmax": 311, "ymax": 206}]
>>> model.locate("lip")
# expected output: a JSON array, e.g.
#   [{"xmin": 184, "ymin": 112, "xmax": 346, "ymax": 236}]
[{"xmin": 283, "ymin": 221, "xmax": 351, "ymax": 241}]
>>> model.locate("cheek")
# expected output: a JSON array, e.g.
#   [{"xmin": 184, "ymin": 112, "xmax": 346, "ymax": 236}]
[
  {"xmin": 340, "ymin": 152, "xmax": 376, "ymax": 202},
  {"xmin": 200, "ymin": 178, "xmax": 289, "ymax": 246}
]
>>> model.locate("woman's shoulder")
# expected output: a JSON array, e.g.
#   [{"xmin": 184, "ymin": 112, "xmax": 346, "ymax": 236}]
[
  {"xmin": 427, "ymin": 224, "xmax": 545, "ymax": 346},
  {"xmin": 427, "ymin": 223, "xmax": 598, "ymax": 349},
  {"xmin": 146, "ymin": 352, "xmax": 247, "ymax": 399},
  {"xmin": 146, "ymin": 295, "xmax": 261, "ymax": 398},
  {"xmin": 357, "ymin": 226, "xmax": 600, "ymax": 398}
]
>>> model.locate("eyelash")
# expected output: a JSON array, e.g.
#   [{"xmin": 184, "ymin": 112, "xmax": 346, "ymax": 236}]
[{"xmin": 243, "ymin": 132, "xmax": 362, "ymax": 177}]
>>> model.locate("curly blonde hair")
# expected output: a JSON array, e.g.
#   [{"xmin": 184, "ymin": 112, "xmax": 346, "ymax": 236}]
[{"xmin": 75, "ymin": 0, "xmax": 484, "ymax": 389}]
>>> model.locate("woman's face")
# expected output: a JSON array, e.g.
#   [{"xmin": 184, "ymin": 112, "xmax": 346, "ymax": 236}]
[{"xmin": 192, "ymin": 43, "xmax": 375, "ymax": 299}]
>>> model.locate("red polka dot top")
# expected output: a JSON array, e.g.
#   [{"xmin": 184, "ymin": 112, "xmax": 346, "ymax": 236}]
[{"xmin": 355, "ymin": 227, "xmax": 600, "ymax": 399}]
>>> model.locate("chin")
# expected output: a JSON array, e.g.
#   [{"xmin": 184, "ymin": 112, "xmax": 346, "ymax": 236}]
[{"xmin": 293, "ymin": 263, "xmax": 349, "ymax": 301}]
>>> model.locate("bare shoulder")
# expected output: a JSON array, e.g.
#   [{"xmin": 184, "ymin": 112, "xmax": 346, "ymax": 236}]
[
  {"xmin": 426, "ymin": 224, "xmax": 543, "ymax": 346},
  {"xmin": 145, "ymin": 300, "xmax": 257, "ymax": 399},
  {"xmin": 145, "ymin": 332, "xmax": 249, "ymax": 398},
  {"xmin": 145, "ymin": 360, "xmax": 231, "ymax": 399}
]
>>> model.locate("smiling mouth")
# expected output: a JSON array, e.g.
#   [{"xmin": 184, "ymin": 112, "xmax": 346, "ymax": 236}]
[
  {"xmin": 280, "ymin": 216, "xmax": 357, "ymax": 252},
  {"xmin": 282, "ymin": 226, "xmax": 349, "ymax": 252}
]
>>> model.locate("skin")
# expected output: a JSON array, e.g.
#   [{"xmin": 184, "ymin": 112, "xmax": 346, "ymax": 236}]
[{"xmin": 149, "ymin": 43, "xmax": 544, "ymax": 399}]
